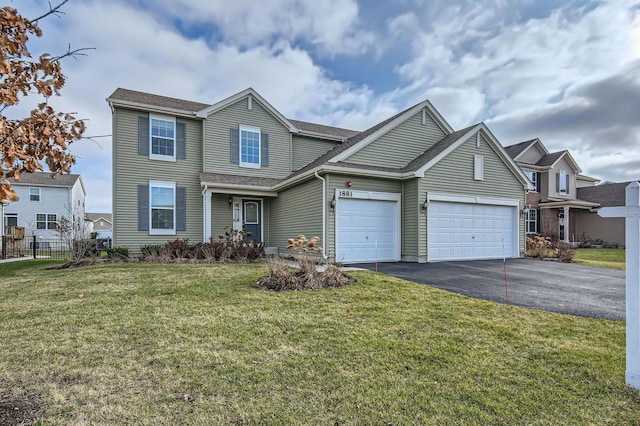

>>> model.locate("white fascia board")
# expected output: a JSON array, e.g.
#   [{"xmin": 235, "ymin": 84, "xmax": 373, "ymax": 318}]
[
  {"xmin": 200, "ymin": 182, "xmax": 278, "ymax": 197},
  {"xmin": 196, "ymin": 88, "xmax": 298, "ymax": 133},
  {"xmin": 515, "ymin": 138, "xmax": 549, "ymax": 161},
  {"xmin": 107, "ymin": 98, "xmax": 199, "ymax": 118},
  {"xmin": 297, "ymin": 129, "xmax": 346, "ymax": 142},
  {"xmin": 427, "ymin": 192, "xmax": 520, "ymax": 207},
  {"xmin": 554, "ymin": 151, "xmax": 582, "ymax": 174},
  {"xmin": 330, "ymin": 100, "xmax": 452, "ymax": 162}
]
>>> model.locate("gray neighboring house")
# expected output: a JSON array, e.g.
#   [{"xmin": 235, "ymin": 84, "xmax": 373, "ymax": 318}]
[
  {"xmin": 107, "ymin": 87, "xmax": 532, "ymax": 263},
  {"xmin": 85, "ymin": 213, "xmax": 113, "ymax": 233},
  {"xmin": 3, "ymin": 172, "xmax": 86, "ymax": 239}
]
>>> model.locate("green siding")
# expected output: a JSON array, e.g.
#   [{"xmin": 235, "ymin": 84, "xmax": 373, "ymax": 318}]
[
  {"xmin": 112, "ymin": 107, "xmax": 203, "ymax": 251},
  {"xmin": 269, "ymin": 178, "xmax": 323, "ymax": 251},
  {"xmin": 292, "ymin": 135, "xmax": 340, "ymax": 170},
  {"xmin": 326, "ymin": 174, "xmax": 402, "ymax": 259},
  {"xmin": 211, "ymin": 193, "xmax": 233, "ymax": 239},
  {"xmin": 203, "ymin": 96, "xmax": 291, "ymax": 178},
  {"xmin": 419, "ymin": 133, "xmax": 526, "ymax": 256},
  {"xmin": 346, "ymin": 110, "xmax": 446, "ymax": 168},
  {"xmin": 402, "ymin": 179, "xmax": 419, "ymax": 257}
]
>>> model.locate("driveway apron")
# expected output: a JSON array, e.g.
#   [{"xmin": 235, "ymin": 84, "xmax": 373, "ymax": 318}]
[{"xmin": 356, "ymin": 258, "xmax": 625, "ymax": 320}]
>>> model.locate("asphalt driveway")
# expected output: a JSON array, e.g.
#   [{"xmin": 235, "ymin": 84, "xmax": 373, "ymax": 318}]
[{"xmin": 356, "ymin": 259, "xmax": 625, "ymax": 320}]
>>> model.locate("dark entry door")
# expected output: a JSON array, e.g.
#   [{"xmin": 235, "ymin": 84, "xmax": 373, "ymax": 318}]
[{"xmin": 243, "ymin": 199, "xmax": 261, "ymax": 242}]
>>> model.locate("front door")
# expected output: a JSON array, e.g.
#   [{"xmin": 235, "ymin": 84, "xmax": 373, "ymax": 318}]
[{"xmin": 242, "ymin": 199, "xmax": 262, "ymax": 242}]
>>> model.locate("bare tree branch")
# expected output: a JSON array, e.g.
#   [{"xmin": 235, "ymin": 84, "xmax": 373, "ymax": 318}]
[{"xmin": 30, "ymin": 0, "xmax": 70, "ymax": 23}]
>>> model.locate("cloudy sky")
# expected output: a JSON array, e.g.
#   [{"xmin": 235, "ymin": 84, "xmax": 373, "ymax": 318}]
[{"xmin": 7, "ymin": 0, "xmax": 640, "ymax": 213}]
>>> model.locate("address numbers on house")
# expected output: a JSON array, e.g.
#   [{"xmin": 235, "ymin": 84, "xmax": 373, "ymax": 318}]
[{"xmin": 338, "ymin": 190, "xmax": 353, "ymax": 198}]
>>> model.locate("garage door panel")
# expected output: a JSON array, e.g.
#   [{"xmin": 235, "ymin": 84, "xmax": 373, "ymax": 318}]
[
  {"xmin": 429, "ymin": 201, "xmax": 516, "ymax": 261},
  {"xmin": 337, "ymin": 197, "xmax": 400, "ymax": 263}
]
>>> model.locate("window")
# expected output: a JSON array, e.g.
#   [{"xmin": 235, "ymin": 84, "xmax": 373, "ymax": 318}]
[
  {"xmin": 4, "ymin": 213, "xmax": 17, "ymax": 228},
  {"xmin": 36, "ymin": 213, "xmax": 57, "ymax": 230},
  {"xmin": 29, "ymin": 187, "xmax": 40, "ymax": 201},
  {"xmin": 474, "ymin": 155, "xmax": 484, "ymax": 180},
  {"xmin": 557, "ymin": 171, "xmax": 569, "ymax": 195},
  {"xmin": 150, "ymin": 115, "xmax": 175, "ymax": 161},
  {"xmin": 526, "ymin": 209, "xmax": 538, "ymax": 234},
  {"xmin": 524, "ymin": 170, "xmax": 539, "ymax": 192},
  {"xmin": 150, "ymin": 181, "xmax": 175, "ymax": 235},
  {"xmin": 239, "ymin": 125, "xmax": 261, "ymax": 168}
]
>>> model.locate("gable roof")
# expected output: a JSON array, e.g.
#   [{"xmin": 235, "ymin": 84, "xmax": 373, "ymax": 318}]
[
  {"xmin": 504, "ymin": 138, "xmax": 549, "ymax": 162},
  {"xmin": 107, "ymin": 88, "xmax": 209, "ymax": 116},
  {"xmin": 289, "ymin": 119, "xmax": 359, "ymax": 140},
  {"xmin": 85, "ymin": 213, "xmax": 112, "ymax": 223},
  {"xmin": 7, "ymin": 172, "xmax": 82, "ymax": 188}
]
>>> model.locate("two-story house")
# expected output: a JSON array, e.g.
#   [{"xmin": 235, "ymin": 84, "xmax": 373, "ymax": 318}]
[
  {"xmin": 505, "ymin": 139, "xmax": 600, "ymax": 243},
  {"xmin": 108, "ymin": 87, "xmax": 532, "ymax": 263},
  {"xmin": 3, "ymin": 172, "xmax": 86, "ymax": 239}
]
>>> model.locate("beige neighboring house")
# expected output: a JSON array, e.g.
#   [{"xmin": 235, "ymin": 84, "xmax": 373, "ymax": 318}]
[
  {"xmin": 85, "ymin": 213, "xmax": 113, "ymax": 233},
  {"xmin": 108, "ymin": 87, "xmax": 532, "ymax": 263},
  {"xmin": 504, "ymin": 138, "xmax": 609, "ymax": 244}
]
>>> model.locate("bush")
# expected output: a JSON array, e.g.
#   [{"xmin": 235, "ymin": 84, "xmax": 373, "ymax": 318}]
[
  {"xmin": 526, "ymin": 234, "xmax": 552, "ymax": 258},
  {"xmin": 554, "ymin": 242, "xmax": 576, "ymax": 262},
  {"xmin": 106, "ymin": 247, "xmax": 129, "ymax": 260},
  {"xmin": 140, "ymin": 244, "xmax": 162, "ymax": 257},
  {"xmin": 257, "ymin": 235, "xmax": 354, "ymax": 291}
]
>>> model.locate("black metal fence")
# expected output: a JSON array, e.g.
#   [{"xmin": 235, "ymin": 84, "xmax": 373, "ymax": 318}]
[{"xmin": 1, "ymin": 236, "xmax": 112, "ymax": 261}]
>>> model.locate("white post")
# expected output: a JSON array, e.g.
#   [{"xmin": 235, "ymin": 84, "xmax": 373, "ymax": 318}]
[
  {"xmin": 203, "ymin": 190, "xmax": 212, "ymax": 242},
  {"xmin": 625, "ymin": 182, "xmax": 640, "ymax": 388},
  {"xmin": 599, "ymin": 181, "xmax": 640, "ymax": 389}
]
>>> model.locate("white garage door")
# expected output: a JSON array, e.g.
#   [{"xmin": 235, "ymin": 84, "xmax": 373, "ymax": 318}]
[
  {"xmin": 428, "ymin": 201, "xmax": 517, "ymax": 261},
  {"xmin": 336, "ymin": 197, "xmax": 400, "ymax": 263}
]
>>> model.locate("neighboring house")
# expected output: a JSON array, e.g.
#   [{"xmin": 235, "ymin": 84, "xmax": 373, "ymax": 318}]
[
  {"xmin": 2, "ymin": 172, "xmax": 86, "ymax": 239},
  {"xmin": 107, "ymin": 87, "xmax": 532, "ymax": 263},
  {"xmin": 85, "ymin": 213, "xmax": 113, "ymax": 233},
  {"xmin": 575, "ymin": 181, "xmax": 633, "ymax": 247},
  {"xmin": 504, "ymin": 139, "xmax": 600, "ymax": 243}
]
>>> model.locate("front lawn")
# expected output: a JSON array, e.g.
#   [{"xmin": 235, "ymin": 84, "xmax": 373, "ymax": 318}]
[
  {"xmin": 575, "ymin": 248, "xmax": 626, "ymax": 270},
  {"xmin": 0, "ymin": 261, "xmax": 638, "ymax": 424}
]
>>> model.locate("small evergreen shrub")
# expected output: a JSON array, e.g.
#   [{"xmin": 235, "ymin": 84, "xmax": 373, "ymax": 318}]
[{"xmin": 106, "ymin": 247, "xmax": 129, "ymax": 259}]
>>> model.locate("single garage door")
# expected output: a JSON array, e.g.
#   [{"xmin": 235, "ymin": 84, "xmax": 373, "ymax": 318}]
[
  {"xmin": 336, "ymin": 197, "xmax": 400, "ymax": 263},
  {"xmin": 428, "ymin": 201, "xmax": 516, "ymax": 261}
]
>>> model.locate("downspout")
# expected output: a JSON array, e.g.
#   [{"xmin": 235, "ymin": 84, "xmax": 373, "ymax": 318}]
[{"xmin": 314, "ymin": 171, "xmax": 328, "ymax": 259}]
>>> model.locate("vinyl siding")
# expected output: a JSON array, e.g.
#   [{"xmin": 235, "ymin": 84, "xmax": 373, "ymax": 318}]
[
  {"xmin": 518, "ymin": 146, "xmax": 544, "ymax": 165},
  {"xmin": 210, "ymin": 193, "xmax": 233, "ymax": 239},
  {"xmin": 203, "ymin": 96, "xmax": 291, "ymax": 178},
  {"xmin": 326, "ymin": 174, "xmax": 402, "ymax": 259},
  {"xmin": 419, "ymin": 133, "xmax": 526, "ymax": 256},
  {"xmin": 345, "ymin": 110, "xmax": 446, "ymax": 168},
  {"xmin": 546, "ymin": 157, "xmax": 576, "ymax": 199},
  {"xmin": 402, "ymin": 179, "xmax": 419, "ymax": 257},
  {"xmin": 112, "ymin": 107, "xmax": 203, "ymax": 250},
  {"xmin": 292, "ymin": 135, "xmax": 340, "ymax": 170},
  {"xmin": 269, "ymin": 178, "xmax": 323, "ymax": 251},
  {"xmin": 574, "ymin": 212, "xmax": 625, "ymax": 248}
]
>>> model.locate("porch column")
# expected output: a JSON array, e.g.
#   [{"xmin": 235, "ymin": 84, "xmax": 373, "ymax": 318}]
[
  {"xmin": 203, "ymin": 190, "xmax": 212, "ymax": 242},
  {"xmin": 563, "ymin": 206, "xmax": 570, "ymax": 243}
]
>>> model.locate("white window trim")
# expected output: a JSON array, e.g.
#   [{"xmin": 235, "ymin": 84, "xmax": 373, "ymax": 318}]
[
  {"xmin": 558, "ymin": 171, "xmax": 568, "ymax": 195},
  {"xmin": 526, "ymin": 209, "xmax": 538, "ymax": 234},
  {"xmin": 524, "ymin": 170, "xmax": 538, "ymax": 193},
  {"xmin": 149, "ymin": 180, "xmax": 176, "ymax": 235},
  {"xmin": 36, "ymin": 213, "xmax": 57, "ymax": 230},
  {"xmin": 29, "ymin": 187, "xmax": 40, "ymax": 202},
  {"xmin": 149, "ymin": 114, "xmax": 176, "ymax": 162},
  {"xmin": 239, "ymin": 124, "xmax": 261, "ymax": 169}
]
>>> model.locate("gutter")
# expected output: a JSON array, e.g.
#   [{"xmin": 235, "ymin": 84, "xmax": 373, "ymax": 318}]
[{"xmin": 314, "ymin": 171, "xmax": 329, "ymax": 259}]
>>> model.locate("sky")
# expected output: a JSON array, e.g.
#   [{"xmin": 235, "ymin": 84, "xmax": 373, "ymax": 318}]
[{"xmin": 6, "ymin": 0, "xmax": 640, "ymax": 213}]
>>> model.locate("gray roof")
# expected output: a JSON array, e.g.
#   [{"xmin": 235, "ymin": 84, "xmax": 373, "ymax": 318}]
[
  {"xmin": 536, "ymin": 151, "xmax": 566, "ymax": 167},
  {"xmin": 6, "ymin": 172, "xmax": 81, "ymax": 187},
  {"xmin": 85, "ymin": 213, "xmax": 112, "ymax": 222},
  {"xmin": 108, "ymin": 88, "xmax": 210, "ymax": 112},
  {"xmin": 504, "ymin": 139, "xmax": 537, "ymax": 159},
  {"xmin": 402, "ymin": 124, "xmax": 478, "ymax": 172},
  {"xmin": 577, "ymin": 181, "xmax": 637, "ymax": 207},
  {"xmin": 200, "ymin": 172, "xmax": 282, "ymax": 188},
  {"xmin": 289, "ymin": 119, "xmax": 359, "ymax": 139}
]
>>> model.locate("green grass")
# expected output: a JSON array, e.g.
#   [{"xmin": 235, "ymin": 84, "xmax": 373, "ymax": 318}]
[
  {"xmin": 0, "ymin": 261, "xmax": 639, "ymax": 424},
  {"xmin": 575, "ymin": 248, "xmax": 626, "ymax": 269}
]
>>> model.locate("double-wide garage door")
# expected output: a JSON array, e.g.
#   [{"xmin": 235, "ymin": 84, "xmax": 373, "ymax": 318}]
[
  {"xmin": 428, "ymin": 201, "xmax": 517, "ymax": 261},
  {"xmin": 336, "ymin": 197, "xmax": 400, "ymax": 263}
]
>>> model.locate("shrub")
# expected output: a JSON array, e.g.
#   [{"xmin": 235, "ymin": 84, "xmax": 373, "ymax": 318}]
[
  {"xmin": 554, "ymin": 242, "xmax": 576, "ymax": 262},
  {"xmin": 258, "ymin": 235, "xmax": 354, "ymax": 291},
  {"xmin": 526, "ymin": 234, "xmax": 552, "ymax": 258},
  {"xmin": 106, "ymin": 247, "xmax": 129, "ymax": 260},
  {"xmin": 140, "ymin": 244, "xmax": 162, "ymax": 257}
]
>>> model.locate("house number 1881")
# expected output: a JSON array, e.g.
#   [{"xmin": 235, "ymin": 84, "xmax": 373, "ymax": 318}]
[{"xmin": 339, "ymin": 190, "xmax": 353, "ymax": 197}]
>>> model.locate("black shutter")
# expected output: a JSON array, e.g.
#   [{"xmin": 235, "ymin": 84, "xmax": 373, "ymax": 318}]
[
  {"xmin": 536, "ymin": 209, "xmax": 541, "ymax": 234},
  {"xmin": 565, "ymin": 174, "xmax": 570, "ymax": 195},
  {"xmin": 536, "ymin": 172, "xmax": 541, "ymax": 192},
  {"xmin": 138, "ymin": 116, "xmax": 149, "ymax": 156},
  {"xmin": 261, "ymin": 132, "xmax": 269, "ymax": 166},
  {"xmin": 138, "ymin": 185, "xmax": 149, "ymax": 231},
  {"xmin": 556, "ymin": 173, "xmax": 560, "ymax": 192},
  {"xmin": 176, "ymin": 187, "xmax": 186, "ymax": 231},
  {"xmin": 176, "ymin": 122, "xmax": 186, "ymax": 159},
  {"xmin": 230, "ymin": 128, "xmax": 239, "ymax": 164}
]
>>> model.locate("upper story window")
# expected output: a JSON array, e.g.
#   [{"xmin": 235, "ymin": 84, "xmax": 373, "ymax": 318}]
[
  {"xmin": 557, "ymin": 171, "xmax": 569, "ymax": 195},
  {"xmin": 239, "ymin": 125, "xmax": 261, "ymax": 168},
  {"xmin": 524, "ymin": 170, "xmax": 539, "ymax": 192},
  {"xmin": 150, "ymin": 115, "xmax": 176, "ymax": 161},
  {"xmin": 29, "ymin": 187, "xmax": 40, "ymax": 201}
]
